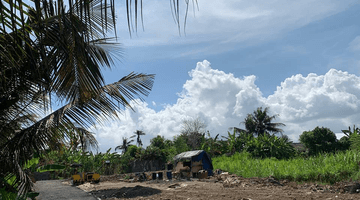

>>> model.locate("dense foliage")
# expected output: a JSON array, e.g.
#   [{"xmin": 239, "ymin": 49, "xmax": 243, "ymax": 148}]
[
  {"xmin": 25, "ymin": 112, "xmax": 360, "ymax": 181},
  {"xmin": 245, "ymin": 135, "xmax": 295, "ymax": 160},
  {"xmin": 20, "ymin": 122, "xmax": 360, "ymax": 195},
  {"xmin": 299, "ymin": 126, "xmax": 338, "ymax": 155}
]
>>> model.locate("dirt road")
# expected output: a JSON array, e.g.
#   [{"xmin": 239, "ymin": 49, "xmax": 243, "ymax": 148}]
[
  {"xmin": 74, "ymin": 174, "xmax": 360, "ymax": 200},
  {"xmin": 35, "ymin": 180, "xmax": 97, "ymax": 200},
  {"xmin": 35, "ymin": 174, "xmax": 360, "ymax": 200}
]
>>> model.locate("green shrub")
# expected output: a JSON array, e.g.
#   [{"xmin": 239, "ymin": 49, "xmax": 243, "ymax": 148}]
[
  {"xmin": 299, "ymin": 126, "xmax": 338, "ymax": 155},
  {"xmin": 338, "ymin": 136, "xmax": 351, "ymax": 151},
  {"xmin": 350, "ymin": 133, "xmax": 360, "ymax": 151},
  {"xmin": 173, "ymin": 135, "xmax": 190, "ymax": 154}
]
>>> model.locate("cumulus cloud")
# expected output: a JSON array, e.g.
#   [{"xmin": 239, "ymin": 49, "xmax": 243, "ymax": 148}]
[
  {"xmin": 93, "ymin": 60, "xmax": 360, "ymax": 152},
  {"xmin": 267, "ymin": 69, "xmax": 360, "ymax": 141}
]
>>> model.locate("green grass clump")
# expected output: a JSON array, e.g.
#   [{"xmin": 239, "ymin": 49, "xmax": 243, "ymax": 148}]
[{"xmin": 212, "ymin": 150, "xmax": 360, "ymax": 184}]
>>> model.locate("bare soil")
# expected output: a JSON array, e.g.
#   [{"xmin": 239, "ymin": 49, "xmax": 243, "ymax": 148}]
[{"xmin": 65, "ymin": 173, "xmax": 360, "ymax": 200}]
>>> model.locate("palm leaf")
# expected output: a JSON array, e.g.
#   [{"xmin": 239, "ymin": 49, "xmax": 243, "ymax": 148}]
[
  {"xmin": 71, "ymin": 126, "xmax": 99, "ymax": 152},
  {"xmin": 0, "ymin": 72, "xmax": 154, "ymax": 193},
  {"xmin": 0, "ymin": 0, "xmax": 196, "ymax": 196}
]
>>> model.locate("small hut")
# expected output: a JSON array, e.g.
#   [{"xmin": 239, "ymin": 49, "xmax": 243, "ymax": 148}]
[{"xmin": 173, "ymin": 150, "xmax": 213, "ymax": 177}]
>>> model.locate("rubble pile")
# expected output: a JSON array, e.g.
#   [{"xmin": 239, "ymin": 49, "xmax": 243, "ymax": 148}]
[
  {"xmin": 100, "ymin": 174, "xmax": 127, "ymax": 182},
  {"xmin": 212, "ymin": 171, "xmax": 360, "ymax": 194},
  {"xmin": 72, "ymin": 169, "xmax": 360, "ymax": 198}
]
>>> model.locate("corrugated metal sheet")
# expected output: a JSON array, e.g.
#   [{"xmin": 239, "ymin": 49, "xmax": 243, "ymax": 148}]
[{"xmin": 173, "ymin": 150, "xmax": 204, "ymax": 161}]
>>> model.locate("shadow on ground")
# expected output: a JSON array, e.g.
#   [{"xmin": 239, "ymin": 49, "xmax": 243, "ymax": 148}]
[{"xmin": 90, "ymin": 185, "xmax": 161, "ymax": 199}]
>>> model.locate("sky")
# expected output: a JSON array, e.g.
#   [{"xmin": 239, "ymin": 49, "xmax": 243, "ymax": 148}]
[{"xmin": 86, "ymin": 0, "xmax": 360, "ymax": 152}]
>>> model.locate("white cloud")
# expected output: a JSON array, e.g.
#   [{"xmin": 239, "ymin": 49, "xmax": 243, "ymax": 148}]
[
  {"xmin": 267, "ymin": 69, "xmax": 360, "ymax": 141},
  {"xmin": 94, "ymin": 60, "xmax": 360, "ymax": 152}
]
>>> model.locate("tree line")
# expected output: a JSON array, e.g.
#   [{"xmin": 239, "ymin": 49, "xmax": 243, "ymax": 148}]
[{"xmin": 113, "ymin": 106, "xmax": 359, "ymax": 166}]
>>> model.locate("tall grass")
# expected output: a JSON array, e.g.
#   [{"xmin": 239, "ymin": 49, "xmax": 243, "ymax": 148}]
[{"xmin": 213, "ymin": 150, "xmax": 360, "ymax": 184}]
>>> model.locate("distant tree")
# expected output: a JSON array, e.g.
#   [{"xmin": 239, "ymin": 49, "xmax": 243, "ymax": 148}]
[
  {"xmin": 181, "ymin": 117, "xmax": 207, "ymax": 134},
  {"xmin": 221, "ymin": 130, "xmax": 238, "ymax": 155},
  {"xmin": 180, "ymin": 117, "xmax": 207, "ymax": 150},
  {"xmin": 132, "ymin": 130, "xmax": 145, "ymax": 147},
  {"xmin": 125, "ymin": 145, "xmax": 141, "ymax": 158},
  {"xmin": 342, "ymin": 125, "xmax": 360, "ymax": 138},
  {"xmin": 173, "ymin": 135, "xmax": 190, "ymax": 154},
  {"xmin": 115, "ymin": 137, "xmax": 134, "ymax": 153},
  {"xmin": 149, "ymin": 135, "xmax": 166, "ymax": 149},
  {"xmin": 68, "ymin": 127, "xmax": 99, "ymax": 152},
  {"xmin": 240, "ymin": 107, "xmax": 285, "ymax": 136},
  {"xmin": 342, "ymin": 125, "xmax": 360, "ymax": 151},
  {"xmin": 201, "ymin": 131, "xmax": 221, "ymax": 156},
  {"xmin": 299, "ymin": 126, "xmax": 338, "ymax": 155},
  {"xmin": 234, "ymin": 130, "xmax": 254, "ymax": 153},
  {"xmin": 338, "ymin": 136, "xmax": 351, "ymax": 151},
  {"xmin": 144, "ymin": 135, "xmax": 174, "ymax": 163}
]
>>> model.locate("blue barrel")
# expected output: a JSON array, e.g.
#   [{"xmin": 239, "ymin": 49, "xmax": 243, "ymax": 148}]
[
  {"xmin": 166, "ymin": 171, "xmax": 172, "ymax": 180},
  {"xmin": 152, "ymin": 173, "xmax": 157, "ymax": 180}
]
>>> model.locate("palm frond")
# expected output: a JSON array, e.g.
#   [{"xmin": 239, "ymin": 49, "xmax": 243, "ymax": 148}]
[
  {"xmin": 74, "ymin": 127, "xmax": 99, "ymax": 152},
  {"xmin": 241, "ymin": 107, "xmax": 285, "ymax": 136},
  {"xmin": 115, "ymin": 137, "xmax": 134, "ymax": 152},
  {"xmin": 0, "ymin": 72, "xmax": 154, "ymax": 193},
  {"xmin": 1, "ymin": 0, "xmax": 197, "ymax": 196},
  {"xmin": 125, "ymin": 0, "xmax": 197, "ymax": 36}
]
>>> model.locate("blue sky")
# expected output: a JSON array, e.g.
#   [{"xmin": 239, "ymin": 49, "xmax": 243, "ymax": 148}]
[{"xmin": 89, "ymin": 0, "xmax": 360, "ymax": 152}]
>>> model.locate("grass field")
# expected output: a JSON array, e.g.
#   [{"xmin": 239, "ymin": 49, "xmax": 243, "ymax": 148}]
[{"xmin": 212, "ymin": 150, "xmax": 360, "ymax": 184}]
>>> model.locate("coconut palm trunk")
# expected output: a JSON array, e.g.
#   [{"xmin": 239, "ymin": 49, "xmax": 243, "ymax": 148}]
[{"xmin": 133, "ymin": 130, "xmax": 145, "ymax": 147}]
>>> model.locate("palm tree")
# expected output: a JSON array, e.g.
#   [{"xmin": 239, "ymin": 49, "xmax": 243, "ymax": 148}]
[
  {"xmin": 132, "ymin": 130, "xmax": 145, "ymax": 147},
  {"xmin": 115, "ymin": 137, "xmax": 134, "ymax": 153},
  {"xmin": 342, "ymin": 125, "xmax": 360, "ymax": 138},
  {"xmin": 68, "ymin": 127, "xmax": 99, "ymax": 152},
  {"xmin": 0, "ymin": 0, "xmax": 196, "ymax": 195},
  {"xmin": 241, "ymin": 107, "xmax": 285, "ymax": 137}
]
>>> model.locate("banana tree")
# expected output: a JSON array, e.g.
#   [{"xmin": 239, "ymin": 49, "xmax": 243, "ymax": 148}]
[
  {"xmin": 201, "ymin": 132, "xmax": 220, "ymax": 157},
  {"xmin": 342, "ymin": 125, "xmax": 360, "ymax": 137}
]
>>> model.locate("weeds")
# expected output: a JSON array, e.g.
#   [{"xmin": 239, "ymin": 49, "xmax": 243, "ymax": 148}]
[{"xmin": 213, "ymin": 150, "xmax": 360, "ymax": 184}]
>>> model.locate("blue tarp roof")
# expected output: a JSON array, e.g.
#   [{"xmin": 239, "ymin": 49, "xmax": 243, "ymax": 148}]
[
  {"xmin": 173, "ymin": 150, "xmax": 213, "ymax": 173},
  {"xmin": 173, "ymin": 150, "xmax": 204, "ymax": 161}
]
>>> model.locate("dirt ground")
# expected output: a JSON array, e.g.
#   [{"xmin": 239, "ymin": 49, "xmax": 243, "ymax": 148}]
[{"xmin": 64, "ymin": 173, "xmax": 360, "ymax": 200}]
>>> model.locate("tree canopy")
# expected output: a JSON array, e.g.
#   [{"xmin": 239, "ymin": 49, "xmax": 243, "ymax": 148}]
[
  {"xmin": 240, "ymin": 107, "xmax": 285, "ymax": 136},
  {"xmin": 299, "ymin": 126, "xmax": 338, "ymax": 155}
]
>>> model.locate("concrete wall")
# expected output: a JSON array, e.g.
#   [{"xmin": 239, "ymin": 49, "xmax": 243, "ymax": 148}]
[
  {"xmin": 130, "ymin": 160, "xmax": 164, "ymax": 173},
  {"xmin": 33, "ymin": 172, "xmax": 51, "ymax": 181}
]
